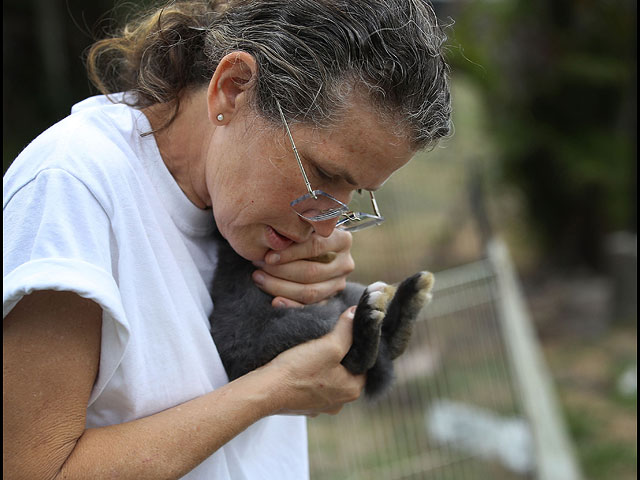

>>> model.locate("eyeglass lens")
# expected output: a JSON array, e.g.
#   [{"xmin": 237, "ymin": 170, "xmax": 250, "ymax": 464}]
[
  {"xmin": 336, "ymin": 213, "xmax": 385, "ymax": 232},
  {"xmin": 291, "ymin": 191, "xmax": 349, "ymax": 222},
  {"xmin": 291, "ymin": 190, "xmax": 384, "ymax": 232}
]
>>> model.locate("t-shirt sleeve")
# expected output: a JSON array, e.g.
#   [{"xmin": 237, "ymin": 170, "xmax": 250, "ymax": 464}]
[{"xmin": 3, "ymin": 168, "xmax": 130, "ymax": 405}]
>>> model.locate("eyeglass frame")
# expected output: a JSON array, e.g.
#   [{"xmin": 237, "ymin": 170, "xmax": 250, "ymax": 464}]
[{"xmin": 275, "ymin": 99, "xmax": 385, "ymax": 232}]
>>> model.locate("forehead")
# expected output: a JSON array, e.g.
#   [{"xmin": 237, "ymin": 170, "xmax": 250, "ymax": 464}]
[{"xmin": 297, "ymin": 102, "xmax": 415, "ymax": 190}]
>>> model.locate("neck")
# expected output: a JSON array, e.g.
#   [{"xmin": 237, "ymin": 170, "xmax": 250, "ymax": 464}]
[{"xmin": 143, "ymin": 89, "xmax": 213, "ymax": 209}]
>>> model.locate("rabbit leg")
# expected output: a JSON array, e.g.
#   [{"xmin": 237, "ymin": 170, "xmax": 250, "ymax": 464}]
[
  {"xmin": 341, "ymin": 283, "xmax": 395, "ymax": 374},
  {"xmin": 382, "ymin": 271, "xmax": 434, "ymax": 359}
]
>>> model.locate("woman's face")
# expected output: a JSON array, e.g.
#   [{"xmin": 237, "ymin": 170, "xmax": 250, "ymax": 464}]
[{"xmin": 204, "ymin": 102, "xmax": 415, "ymax": 261}]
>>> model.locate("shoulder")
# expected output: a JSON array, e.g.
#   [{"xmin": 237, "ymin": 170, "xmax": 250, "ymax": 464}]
[{"xmin": 4, "ymin": 96, "xmax": 156, "ymax": 211}]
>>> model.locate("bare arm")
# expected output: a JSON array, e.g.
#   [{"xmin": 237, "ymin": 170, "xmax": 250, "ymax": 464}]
[{"xmin": 3, "ymin": 291, "xmax": 363, "ymax": 480}]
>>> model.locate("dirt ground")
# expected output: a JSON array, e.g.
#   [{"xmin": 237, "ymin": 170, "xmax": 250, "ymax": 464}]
[{"xmin": 525, "ymin": 274, "xmax": 637, "ymax": 480}]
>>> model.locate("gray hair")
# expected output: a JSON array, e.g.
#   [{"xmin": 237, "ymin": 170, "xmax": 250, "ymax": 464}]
[{"xmin": 87, "ymin": 0, "xmax": 452, "ymax": 149}]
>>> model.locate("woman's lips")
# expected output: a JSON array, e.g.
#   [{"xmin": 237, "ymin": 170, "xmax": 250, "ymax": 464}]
[{"xmin": 265, "ymin": 225, "xmax": 294, "ymax": 251}]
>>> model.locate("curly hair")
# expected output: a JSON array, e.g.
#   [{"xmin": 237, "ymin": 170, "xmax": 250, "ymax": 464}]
[{"xmin": 86, "ymin": 0, "xmax": 452, "ymax": 149}]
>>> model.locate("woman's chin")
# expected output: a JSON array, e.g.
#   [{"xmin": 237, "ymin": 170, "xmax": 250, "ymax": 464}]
[{"xmin": 224, "ymin": 236, "xmax": 268, "ymax": 262}]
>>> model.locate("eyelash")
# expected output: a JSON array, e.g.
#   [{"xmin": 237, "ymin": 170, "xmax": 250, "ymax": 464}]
[
  {"xmin": 314, "ymin": 165, "xmax": 362, "ymax": 194},
  {"xmin": 315, "ymin": 166, "xmax": 334, "ymax": 181}
]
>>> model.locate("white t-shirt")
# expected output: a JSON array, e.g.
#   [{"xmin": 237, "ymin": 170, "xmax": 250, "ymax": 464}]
[{"xmin": 3, "ymin": 95, "xmax": 308, "ymax": 479}]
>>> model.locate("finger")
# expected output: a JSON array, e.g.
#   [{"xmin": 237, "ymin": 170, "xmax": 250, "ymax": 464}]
[
  {"xmin": 272, "ymin": 297, "xmax": 330, "ymax": 308},
  {"xmin": 265, "ymin": 231, "xmax": 352, "ymax": 265},
  {"xmin": 255, "ymin": 258, "xmax": 343, "ymax": 284},
  {"xmin": 329, "ymin": 306, "xmax": 357, "ymax": 354},
  {"xmin": 271, "ymin": 296, "xmax": 304, "ymax": 308},
  {"xmin": 307, "ymin": 252, "xmax": 337, "ymax": 263},
  {"xmin": 252, "ymin": 270, "xmax": 345, "ymax": 304}
]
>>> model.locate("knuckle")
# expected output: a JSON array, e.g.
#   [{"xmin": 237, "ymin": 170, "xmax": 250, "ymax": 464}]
[
  {"xmin": 343, "ymin": 257, "xmax": 355, "ymax": 275},
  {"xmin": 310, "ymin": 235, "xmax": 324, "ymax": 258},
  {"xmin": 341, "ymin": 230, "xmax": 353, "ymax": 249},
  {"xmin": 303, "ymin": 262, "xmax": 320, "ymax": 284},
  {"xmin": 347, "ymin": 384, "xmax": 362, "ymax": 403},
  {"xmin": 301, "ymin": 286, "xmax": 321, "ymax": 305},
  {"xmin": 322, "ymin": 339, "xmax": 343, "ymax": 360},
  {"xmin": 330, "ymin": 343, "xmax": 345, "ymax": 359}
]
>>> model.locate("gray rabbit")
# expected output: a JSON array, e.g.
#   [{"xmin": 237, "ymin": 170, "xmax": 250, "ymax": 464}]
[{"xmin": 210, "ymin": 232, "xmax": 434, "ymax": 399}]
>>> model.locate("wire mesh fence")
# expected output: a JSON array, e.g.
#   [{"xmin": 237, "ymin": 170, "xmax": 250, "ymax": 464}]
[{"xmin": 308, "ymin": 253, "xmax": 542, "ymax": 479}]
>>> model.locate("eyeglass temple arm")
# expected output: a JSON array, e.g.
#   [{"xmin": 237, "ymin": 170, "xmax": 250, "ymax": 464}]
[
  {"xmin": 369, "ymin": 191, "xmax": 382, "ymax": 217},
  {"xmin": 276, "ymin": 101, "xmax": 317, "ymax": 200}
]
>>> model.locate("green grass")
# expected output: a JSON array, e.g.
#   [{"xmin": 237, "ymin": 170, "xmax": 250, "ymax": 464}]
[{"xmin": 544, "ymin": 324, "xmax": 637, "ymax": 480}]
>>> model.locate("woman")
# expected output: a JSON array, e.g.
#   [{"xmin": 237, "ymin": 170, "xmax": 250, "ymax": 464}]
[{"xmin": 3, "ymin": 0, "xmax": 451, "ymax": 478}]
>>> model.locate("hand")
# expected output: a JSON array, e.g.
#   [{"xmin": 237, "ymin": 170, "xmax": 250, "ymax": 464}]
[
  {"xmin": 265, "ymin": 306, "xmax": 365, "ymax": 416},
  {"xmin": 252, "ymin": 230, "xmax": 355, "ymax": 307}
]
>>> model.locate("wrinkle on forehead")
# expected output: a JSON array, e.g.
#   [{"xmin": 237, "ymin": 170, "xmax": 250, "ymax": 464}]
[{"xmin": 304, "ymin": 104, "xmax": 414, "ymax": 188}]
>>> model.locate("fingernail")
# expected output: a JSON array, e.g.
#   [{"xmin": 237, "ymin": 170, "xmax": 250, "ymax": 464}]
[
  {"xmin": 253, "ymin": 271, "xmax": 265, "ymax": 285},
  {"xmin": 275, "ymin": 300, "xmax": 287, "ymax": 308},
  {"xmin": 346, "ymin": 306, "xmax": 356, "ymax": 318},
  {"xmin": 266, "ymin": 253, "xmax": 280, "ymax": 265}
]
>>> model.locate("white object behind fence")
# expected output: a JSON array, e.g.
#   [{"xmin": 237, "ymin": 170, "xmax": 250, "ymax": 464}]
[{"xmin": 308, "ymin": 237, "xmax": 582, "ymax": 480}]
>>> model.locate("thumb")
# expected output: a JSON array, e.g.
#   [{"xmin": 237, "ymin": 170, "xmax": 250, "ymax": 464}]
[{"xmin": 329, "ymin": 305, "xmax": 357, "ymax": 354}]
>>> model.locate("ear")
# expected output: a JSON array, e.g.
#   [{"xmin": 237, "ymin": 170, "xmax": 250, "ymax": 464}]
[{"xmin": 207, "ymin": 51, "xmax": 258, "ymax": 125}]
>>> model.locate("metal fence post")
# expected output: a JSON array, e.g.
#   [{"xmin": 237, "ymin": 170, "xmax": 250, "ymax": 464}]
[{"xmin": 487, "ymin": 237, "xmax": 583, "ymax": 480}]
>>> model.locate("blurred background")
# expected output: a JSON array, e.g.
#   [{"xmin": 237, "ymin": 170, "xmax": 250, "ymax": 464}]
[{"xmin": 3, "ymin": 0, "xmax": 636, "ymax": 478}]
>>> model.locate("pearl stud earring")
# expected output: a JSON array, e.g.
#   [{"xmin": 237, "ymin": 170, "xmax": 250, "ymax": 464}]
[{"xmin": 216, "ymin": 113, "xmax": 224, "ymax": 122}]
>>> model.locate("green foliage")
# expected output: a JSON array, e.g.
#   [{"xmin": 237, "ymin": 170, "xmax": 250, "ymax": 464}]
[
  {"xmin": 447, "ymin": 0, "xmax": 637, "ymax": 269},
  {"xmin": 581, "ymin": 441, "xmax": 638, "ymax": 480}
]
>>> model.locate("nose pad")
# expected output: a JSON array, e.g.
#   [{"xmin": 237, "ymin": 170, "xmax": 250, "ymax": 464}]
[{"xmin": 309, "ymin": 217, "xmax": 340, "ymax": 238}]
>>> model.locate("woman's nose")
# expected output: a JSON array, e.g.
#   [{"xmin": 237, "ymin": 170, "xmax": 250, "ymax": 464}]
[{"xmin": 310, "ymin": 217, "xmax": 341, "ymax": 238}]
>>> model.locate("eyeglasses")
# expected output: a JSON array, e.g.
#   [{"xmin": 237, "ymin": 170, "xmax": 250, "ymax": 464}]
[{"xmin": 276, "ymin": 100, "xmax": 385, "ymax": 232}]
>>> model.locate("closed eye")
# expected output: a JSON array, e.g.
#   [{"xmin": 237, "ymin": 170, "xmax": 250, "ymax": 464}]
[{"xmin": 315, "ymin": 165, "xmax": 335, "ymax": 181}]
